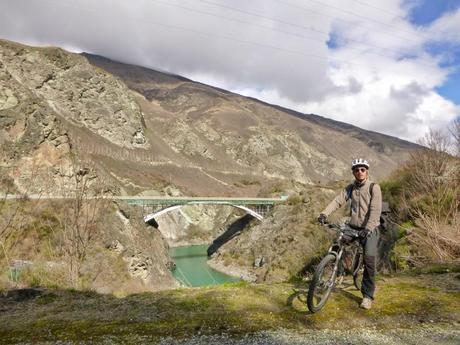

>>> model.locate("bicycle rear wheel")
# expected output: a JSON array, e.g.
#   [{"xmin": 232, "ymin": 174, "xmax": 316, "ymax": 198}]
[{"xmin": 307, "ymin": 254, "xmax": 338, "ymax": 313}]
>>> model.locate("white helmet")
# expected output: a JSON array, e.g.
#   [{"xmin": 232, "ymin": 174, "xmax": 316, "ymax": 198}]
[{"xmin": 351, "ymin": 158, "xmax": 369, "ymax": 170}]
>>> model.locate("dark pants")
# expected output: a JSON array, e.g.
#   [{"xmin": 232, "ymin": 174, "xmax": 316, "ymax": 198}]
[{"xmin": 360, "ymin": 229, "xmax": 379, "ymax": 299}]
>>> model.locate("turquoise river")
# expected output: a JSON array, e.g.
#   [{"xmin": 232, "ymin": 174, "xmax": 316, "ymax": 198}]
[{"xmin": 169, "ymin": 244, "xmax": 240, "ymax": 287}]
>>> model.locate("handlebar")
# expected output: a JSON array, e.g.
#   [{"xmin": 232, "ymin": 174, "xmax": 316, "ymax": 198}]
[{"xmin": 321, "ymin": 222, "xmax": 360, "ymax": 239}]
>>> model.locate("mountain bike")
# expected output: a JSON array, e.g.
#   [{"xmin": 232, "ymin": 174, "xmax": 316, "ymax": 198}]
[{"xmin": 307, "ymin": 222, "xmax": 364, "ymax": 313}]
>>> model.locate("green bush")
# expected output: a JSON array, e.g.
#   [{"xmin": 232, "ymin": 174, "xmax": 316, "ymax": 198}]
[
  {"xmin": 380, "ymin": 179, "xmax": 404, "ymax": 211},
  {"xmin": 391, "ymin": 239, "xmax": 412, "ymax": 271},
  {"xmin": 287, "ymin": 194, "xmax": 303, "ymax": 206}
]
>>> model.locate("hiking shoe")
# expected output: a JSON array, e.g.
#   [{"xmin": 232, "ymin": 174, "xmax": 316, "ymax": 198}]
[{"xmin": 360, "ymin": 297, "xmax": 372, "ymax": 310}]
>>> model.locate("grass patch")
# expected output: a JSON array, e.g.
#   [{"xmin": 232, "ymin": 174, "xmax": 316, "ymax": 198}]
[
  {"xmin": 410, "ymin": 263, "xmax": 460, "ymax": 275},
  {"xmin": 0, "ymin": 274, "xmax": 458, "ymax": 343}
]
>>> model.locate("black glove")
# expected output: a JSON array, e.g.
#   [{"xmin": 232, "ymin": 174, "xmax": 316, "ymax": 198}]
[
  {"xmin": 358, "ymin": 229, "xmax": 370, "ymax": 239},
  {"xmin": 318, "ymin": 214, "xmax": 327, "ymax": 225}
]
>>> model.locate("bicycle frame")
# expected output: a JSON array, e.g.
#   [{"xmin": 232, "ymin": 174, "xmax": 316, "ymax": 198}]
[
  {"xmin": 327, "ymin": 225, "xmax": 361, "ymax": 277},
  {"xmin": 326, "ymin": 226, "xmax": 350, "ymax": 257}
]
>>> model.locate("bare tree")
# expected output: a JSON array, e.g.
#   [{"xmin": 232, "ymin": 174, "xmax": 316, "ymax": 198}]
[{"xmin": 56, "ymin": 163, "xmax": 112, "ymax": 288}]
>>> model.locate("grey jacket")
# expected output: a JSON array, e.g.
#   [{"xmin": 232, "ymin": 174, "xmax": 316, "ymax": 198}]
[{"xmin": 321, "ymin": 179, "xmax": 382, "ymax": 230}]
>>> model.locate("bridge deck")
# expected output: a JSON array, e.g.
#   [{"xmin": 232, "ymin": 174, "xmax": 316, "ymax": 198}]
[
  {"xmin": 115, "ymin": 196, "xmax": 288, "ymax": 206},
  {"xmin": 2, "ymin": 195, "xmax": 288, "ymax": 206}
]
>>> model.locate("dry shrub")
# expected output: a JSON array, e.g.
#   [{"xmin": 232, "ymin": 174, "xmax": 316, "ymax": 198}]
[
  {"xmin": 17, "ymin": 261, "xmax": 69, "ymax": 289},
  {"xmin": 411, "ymin": 215, "xmax": 459, "ymax": 262},
  {"xmin": 402, "ymin": 129, "xmax": 460, "ymax": 264}
]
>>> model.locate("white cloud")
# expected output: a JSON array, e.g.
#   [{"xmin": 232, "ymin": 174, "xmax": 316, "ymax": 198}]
[
  {"xmin": 427, "ymin": 7, "xmax": 460, "ymax": 43},
  {"xmin": 0, "ymin": 0, "xmax": 458, "ymax": 143}
]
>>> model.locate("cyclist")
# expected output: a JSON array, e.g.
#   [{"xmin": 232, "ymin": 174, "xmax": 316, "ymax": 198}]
[{"xmin": 317, "ymin": 158, "xmax": 382, "ymax": 309}]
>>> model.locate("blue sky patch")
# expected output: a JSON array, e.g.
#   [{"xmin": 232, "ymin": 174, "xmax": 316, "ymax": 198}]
[
  {"xmin": 425, "ymin": 41, "xmax": 460, "ymax": 68},
  {"xmin": 436, "ymin": 70, "xmax": 460, "ymax": 105},
  {"xmin": 406, "ymin": 0, "xmax": 460, "ymax": 26},
  {"xmin": 326, "ymin": 31, "xmax": 341, "ymax": 49}
]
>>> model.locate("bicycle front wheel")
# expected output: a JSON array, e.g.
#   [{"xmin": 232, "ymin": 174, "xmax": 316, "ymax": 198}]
[{"xmin": 307, "ymin": 254, "xmax": 338, "ymax": 313}]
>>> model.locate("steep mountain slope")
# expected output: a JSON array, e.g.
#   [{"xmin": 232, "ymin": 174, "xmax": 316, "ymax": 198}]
[{"xmin": 84, "ymin": 53, "xmax": 418, "ymax": 196}]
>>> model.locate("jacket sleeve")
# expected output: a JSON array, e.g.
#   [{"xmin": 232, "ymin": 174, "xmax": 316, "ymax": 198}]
[
  {"xmin": 365, "ymin": 183, "xmax": 382, "ymax": 230},
  {"xmin": 321, "ymin": 186, "xmax": 350, "ymax": 217}
]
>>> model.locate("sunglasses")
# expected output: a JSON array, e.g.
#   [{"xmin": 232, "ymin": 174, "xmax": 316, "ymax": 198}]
[{"xmin": 353, "ymin": 167, "xmax": 368, "ymax": 173}]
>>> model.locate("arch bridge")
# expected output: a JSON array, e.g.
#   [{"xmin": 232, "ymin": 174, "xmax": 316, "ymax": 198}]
[{"xmin": 115, "ymin": 196, "xmax": 288, "ymax": 225}]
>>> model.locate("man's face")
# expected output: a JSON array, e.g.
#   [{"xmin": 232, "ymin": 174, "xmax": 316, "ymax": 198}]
[{"xmin": 352, "ymin": 166, "xmax": 368, "ymax": 182}]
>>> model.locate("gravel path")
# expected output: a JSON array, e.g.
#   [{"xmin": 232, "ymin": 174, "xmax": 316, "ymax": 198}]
[
  {"xmin": 155, "ymin": 326, "xmax": 459, "ymax": 345},
  {"xmin": 23, "ymin": 325, "xmax": 458, "ymax": 345}
]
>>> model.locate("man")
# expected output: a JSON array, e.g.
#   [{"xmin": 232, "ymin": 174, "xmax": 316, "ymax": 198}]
[{"xmin": 317, "ymin": 158, "xmax": 382, "ymax": 310}]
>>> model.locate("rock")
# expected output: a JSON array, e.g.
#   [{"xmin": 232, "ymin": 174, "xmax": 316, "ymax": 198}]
[
  {"xmin": 254, "ymin": 256, "xmax": 266, "ymax": 268},
  {"xmin": 166, "ymin": 261, "xmax": 176, "ymax": 271},
  {"xmin": 132, "ymin": 129, "xmax": 146, "ymax": 145},
  {"xmin": 125, "ymin": 253, "xmax": 152, "ymax": 281},
  {"xmin": 106, "ymin": 240, "xmax": 125, "ymax": 254},
  {"xmin": 0, "ymin": 87, "xmax": 18, "ymax": 110}
]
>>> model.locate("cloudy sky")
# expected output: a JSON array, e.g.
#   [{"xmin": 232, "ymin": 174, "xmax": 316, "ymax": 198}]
[{"xmin": 1, "ymin": 0, "xmax": 459, "ymax": 142}]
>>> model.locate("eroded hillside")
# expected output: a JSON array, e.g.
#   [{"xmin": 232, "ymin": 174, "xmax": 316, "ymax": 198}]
[{"xmin": 84, "ymin": 53, "xmax": 418, "ymax": 196}]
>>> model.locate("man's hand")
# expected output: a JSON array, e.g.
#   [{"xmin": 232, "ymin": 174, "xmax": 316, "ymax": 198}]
[
  {"xmin": 317, "ymin": 213, "xmax": 327, "ymax": 225},
  {"xmin": 358, "ymin": 229, "xmax": 370, "ymax": 239}
]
